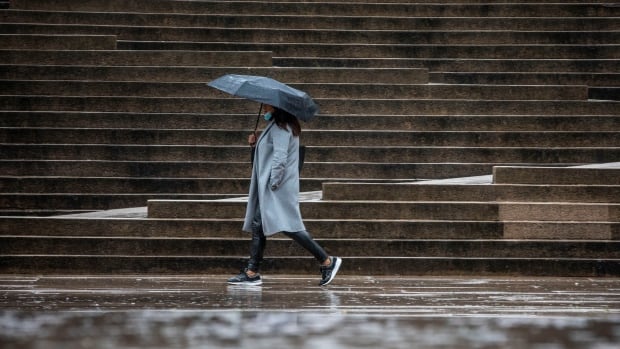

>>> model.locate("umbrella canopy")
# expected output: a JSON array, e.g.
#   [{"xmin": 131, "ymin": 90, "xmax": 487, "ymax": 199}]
[{"xmin": 207, "ymin": 74, "xmax": 319, "ymax": 122}]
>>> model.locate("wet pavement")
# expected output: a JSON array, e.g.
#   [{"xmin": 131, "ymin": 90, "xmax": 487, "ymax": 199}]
[{"xmin": 1, "ymin": 275, "xmax": 619, "ymax": 348}]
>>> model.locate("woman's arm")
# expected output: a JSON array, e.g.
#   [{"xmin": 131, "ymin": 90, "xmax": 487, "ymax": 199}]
[{"xmin": 270, "ymin": 126, "xmax": 291, "ymax": 190}]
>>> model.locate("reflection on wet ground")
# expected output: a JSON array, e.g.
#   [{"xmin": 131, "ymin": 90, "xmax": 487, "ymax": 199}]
[{"xmin": 1, "ymin": 275, "xmax": 619, "ymax": 348}]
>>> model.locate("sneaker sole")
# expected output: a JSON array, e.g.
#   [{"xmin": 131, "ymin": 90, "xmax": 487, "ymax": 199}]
[{"xmin": 320, "ymin": 257, "xmax": 342, "ymax": 286}]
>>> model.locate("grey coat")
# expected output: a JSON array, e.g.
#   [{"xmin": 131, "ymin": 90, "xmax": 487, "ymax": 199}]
[{"xmin": 242, "ymin": 121, "xmax": 305, "ymax": 236}]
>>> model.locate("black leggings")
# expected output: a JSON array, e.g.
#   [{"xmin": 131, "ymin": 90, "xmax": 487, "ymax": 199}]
[{"xmin": 247, "ymin": 206, "xmax": 329, "ymax": 273}]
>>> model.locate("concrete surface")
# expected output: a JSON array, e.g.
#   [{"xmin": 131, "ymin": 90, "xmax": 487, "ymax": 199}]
[{"xmin": 1, "ymin": 275, "xmax": 619, "ymax": 348}]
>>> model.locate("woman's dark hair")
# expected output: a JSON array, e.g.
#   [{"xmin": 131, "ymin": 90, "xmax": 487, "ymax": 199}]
[{"xmin": 273, "ymin": 107, "xmax": 301, "ymax": 137}]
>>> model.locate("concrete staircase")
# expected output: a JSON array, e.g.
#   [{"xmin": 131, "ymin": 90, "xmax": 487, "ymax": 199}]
[{"xmin": 0, "ymin": 0, "xmax": 618, "ymax": 276}]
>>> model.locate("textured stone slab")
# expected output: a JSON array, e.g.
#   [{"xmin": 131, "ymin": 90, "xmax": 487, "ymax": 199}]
[
  {"xmin": 0, "ymin": 160, "xmax": 495, "ymax": 180},
  {"xmin": 503, "ymin": 221, "xmax": 618, "ymax": 240},
  {"xmin": 5, "ymin": 128, "xmax": 617, "ymax": 147},
  {"xmin": 3, "ymin": 96, "xmax": 619, "ymax": 115},
  {"xmin": 322, "ymin": 183, "xmax": 620, "ymax": 203},
  {"xmin": 0, "ymin": 255, "xmax": 618, "ymax": 276},
  {"xmin": 0, "ymin": 177, "xmax": 322, "ymax": 194},
  {"xmin": 3, "ymin": 10, "xmax": 619, "ymax": 30},
  {"xmin": 432, "ymin": 72, "xmax": 620, "ymax": 87},
  {"xmin": 2, "ymin": 236, "xmax": 618, "ymax": 258},
  {"xmin": 3, "ymin": 144, "xmax": 619, "ymax": 163},
  {"xmin": 277, "ymin": 57, "xmax": 620, "ymax": 71},
  {"xmin": 3, "ymin": 23, "xmax": 619, "ymax": 46},
  {"xmin": 0, "ymin": 80, "xmax": 587, "ymax": 100},
  {"xmin": 0, "ymin": 65, "xmax": 428, "ymax": 84},
  {"xmin": 11, "ymin": 0, "xmax": 620, "ymax": 17},
  {"xmin": 0, "ymin": 34, "xmax": 116, "ymax": 50},
  {"xmin": 499, "ymin": 202, "xmax": 620, "ymax": 222},
  {"xmin": 120, "ymin": 41, "xmax": 620, "ymax": 60},
  {"xmin": 0, "ymin": 216, "xmax": 503, "ymax": 239},
  {"xmin": 2, "ymin": 111, "xmax": 618, "ymax": 132},
  {"xmin": 147, "ymin": 200, "xmax": 500, "ymax": 220},
  {"xmin": 493, "ymin": 165, "xmax": 620, "ymax": 185},
  {"xmin": 0, "ymin": 49, "xmax": 272, "ymax": 66}
]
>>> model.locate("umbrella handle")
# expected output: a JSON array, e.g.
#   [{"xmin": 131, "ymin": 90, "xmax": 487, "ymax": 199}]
[
  {"xmin": 253, "ymin": 103, "xmax": 263, "ymax": 137},
  {"xmin": 249, "ymin": 103, "xmax": 263, "ymax": 166}
]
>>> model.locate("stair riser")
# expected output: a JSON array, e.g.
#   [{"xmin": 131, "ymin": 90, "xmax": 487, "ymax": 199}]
[
  {"xmin": 499, "ymin": 203, "xmax": 620, "ymax": 222},
  {"xmin": 276, "ymin": 57, "xmax": 620, "ymax": 72},
  {"xmin": 0, "ymin": 50, "xmax": 272, "ymax": 67},
  {"xmin": 0, "ymin": 161, "xmax": 254, "ymax": 178},
  {"xmin": 0, "ymin": 217, "xmax": 503, "ymax": 239},
  {"xmin": 432, "ymin": 72, "xmax": 620, "ymax": 87},
  {"xmin": 494, "ymin": 167, "xmax": 620, "ymax": 185},
  {"xmin": 120, "ymin": 41, "xmax": 620, "ymax": 60},
  {"xmin": 323, "ymin": 184, "xmax": 620, "ymax": 203},
  {"xmin": 0, "ymin": 161, "xmax": 506, "ymax": 179},
  {"xmin": 1, "ymin": 256, "xmax": 618, "ymax": 276},
  {"xmin": 3, "ymin": 237, "xmax": 618, "ymax": 258},
  {"xmin": 5, "ymin": 129, "xmax": 616, "ymax": 147},
  {"xmin": 0, "ymin": 81, "xmax": 586, "ymax": 101},
  {"xmin": 0, "ymin": 34, "xmax": 116, "ymax": 50},
  {"xmin": 3, "ymin": 11, "xmax": 619, "ymax": 31},
  {"xmin": 147, "ymin": 201, "xmax": 501, "ymax": 220},
  {"xmin": 3, "ymin": 145, "xmax": 619, "ymax": 163},
  {"xmin": 147, "ymin": 200, "xmax": 620, "ymax": 222},
  {"xmin": 3, "ymin": 97, "xmax": 619, "ymax": 115},
  {"xmin": 0, "ymin": 178, "xmax": 321, "ymax": 194},
  {"xmin": 3, "ymin": 112, "xmax": 618, "ymax": 132},
  {"xmin": 4, "ymin": 24, "xmax": 620, "ymax": 45},
  {"xmin": 12, "ymin": 1, "xmax": 620, "ymax": 17},
  {"xmin": 504, "ymin": 222, "xmax": 619, "ymax": 240},
  {"xmin": 0, "ymin": 194, "xmax": 239, "ymax": 212},
  {"xmin": 0, "ymin": 65, "xmax": 428, "ymax": 84}
]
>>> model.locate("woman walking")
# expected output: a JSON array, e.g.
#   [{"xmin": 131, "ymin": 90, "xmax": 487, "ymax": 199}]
[{"xmin": 227, "ymin": 104, "xmax": 342, "ymax": 286}]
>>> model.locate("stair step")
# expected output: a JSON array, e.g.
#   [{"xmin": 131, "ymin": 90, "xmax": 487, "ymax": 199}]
[
  {"xmin": 504, "ymin": 221, "xmax": 619, "ymax": 240},
  {"xmin": 0, "ymin": 160, "xmax": 505, "ymax": 180},
  {"xmin": 2, "ymin": 0, "xmax": 619, "ymax": 278},
  {"xmin": 0, "ymin": 193, "xmax": 238, "ymax": 212},
  {"xmin": 4, "ymin": 23, "xmax": 619, "ymax": 45},
  {"xmin": 147, "ymin": 199, "xmax": 620, "ymax": 222},
  {"xmin": 3, "ymin": 144, "xmax": 618, "ymax": 163},
  {"xmin": 11, "ymin": 1, "xmax": 620, "ymax": 17},
  {"xmin": 322, "ymin": 183, "xmax": 620, "ymax": 203},
  {"xmin": 2, "ymin": 96, "xmax": 619, "ymax": 115},
  {"xmin": 5, "ymin": 129, "xmax": 616, "ymax": 147},
  {"xmin": 499, "ymin": 202, "xmax": 620, "ymax": 222},
  {"xmin": 0, "ymin": 80, "xmax": 587, "ymax": 100},
  {"xmin": 0, "ymin": 65, "xmax": 428, "ymax": 84},
  {"xmin": 275, "ymin": 57, "xmax": 620, "ymax": 72},
  {"xmin": 0, "ymin": 177, "xmax": 323, "ymax": 193},
  {"xmin": 0, "ymin": 217, "xmax": 502, "ymax": 239},
  {"xmin": 1, "ymin": 255, "xmax": 617, "ymax": 276},
  {"xmin": 0, "ymin": 49, "xmax": 272, "ymax": 66},
  {"xmin": 2, "ymin": 236, "xmax": 618, "ymax": 258},
  {"xmin": 2, "ymin": 112, "xmax": 618, "ymax": 131},
  {"xmin": 431, "ymin": 72, "xmax": 620, "ymax": 87},
  {"xmin": 0, "ymin": 34, "xmax": 117, "ymax": 50},
  {"xmin": 147, "ymin": 200, "xmax": 500, "ymax": 220},
  {"xmin": 493, "ymin": 166, "xmax": 620, "ymax": 185},
  {"xmin": 2, "ymin": 10, "xmax": 619, "ymax": 31},
  {"xmin": 120, "ymin": 41, "xmax": 620, "ymax": 60}
]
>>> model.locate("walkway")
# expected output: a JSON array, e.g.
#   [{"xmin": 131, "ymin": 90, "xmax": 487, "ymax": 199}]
[{"xmin": 1, "ymin": 275, "xmax": 619, "ymax": 348}]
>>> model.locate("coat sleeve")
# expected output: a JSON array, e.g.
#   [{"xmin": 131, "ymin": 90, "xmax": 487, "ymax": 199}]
[{"xmin": 269, "ymin": 125, "xmax": 291, "ymax": 190}]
